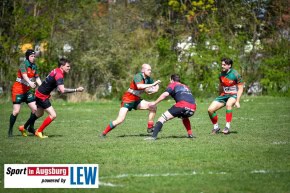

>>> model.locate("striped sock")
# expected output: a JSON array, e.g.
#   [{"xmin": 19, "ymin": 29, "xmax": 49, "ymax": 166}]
[
  {"xmin": 226, "ymin": 109, "xmax": 233, "ymax": 123},
  {"xmin": 103, "ymin": 121, "xmax": 115, "ymax": 135}
]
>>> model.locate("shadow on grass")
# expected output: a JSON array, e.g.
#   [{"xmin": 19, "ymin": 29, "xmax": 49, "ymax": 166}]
[
  {"xmin": 117, "ymin": 133, "xmax": 152, "ymax": 137},
  {"xmin": 209, "ymin": 131, "xmax": 238, "ymax": 135},
  {"xmin": 117, "ymin": 134, "xmax": 196, "ymax": 139},
  {"xmin": 8, "ymin": 134, "xmax": 63, "ymax": 138}
]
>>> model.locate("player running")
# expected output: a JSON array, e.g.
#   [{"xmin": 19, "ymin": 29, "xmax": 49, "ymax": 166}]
[
  {"xmin": 20, "ymin": 58, "xmax": 84, "ymax": 138},
  {"xmin": 146, "ymin": 74, "xmax": 196, "ymax": 140},
  {"xmin": 208, "ymin": 58, "xmax": 244, "ymax": 134},
  {"xmin": 100, "ymin": 63, "xmax": 161, "ymax": 137},
  {"xmin": 8, "ymin": 49, "xmax": 42, "ymax": 137}
]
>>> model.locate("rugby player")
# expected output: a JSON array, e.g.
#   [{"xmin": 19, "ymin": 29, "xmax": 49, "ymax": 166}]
[
  {"xmin": 21, "ymin": 58, "xmax": 84, "ymax": 138},
  {"xmin": 100, "ymin": 63, "xmax": 161, "ymax": 137},
  {"xmin": 208, "ymin": 58, "xmax": 244, "ymax": 134},
  {"xmin": 8, "ymin": 49, "xmax": 42, "ymax": 137},
  {"xmin": 145, "ymin": 74, "xmax": 196, "ymax": 140}
]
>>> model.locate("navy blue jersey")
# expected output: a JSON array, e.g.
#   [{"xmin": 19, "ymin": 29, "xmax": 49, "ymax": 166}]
[{"xmin": 166, "ymin": 82, "xmax": 196, "ymax": 109}]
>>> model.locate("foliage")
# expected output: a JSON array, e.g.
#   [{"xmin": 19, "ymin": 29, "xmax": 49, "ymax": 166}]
[
  {"xmin": 0, "ymin": 0, "xmax": 289, "ymax": 99},
  {"xmin": 260, "ymin": 38, "xmax": 290, "ymax": 96}
]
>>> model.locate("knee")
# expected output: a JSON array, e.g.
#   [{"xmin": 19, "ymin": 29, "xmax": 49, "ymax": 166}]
[
  {"xmin": 114, "ymin": 118, "xmax": 124, "ymax": 125},
  {"xmin": 50, "ymin": 113, "xmax": 57, "ymax": 120},
  {"xmin": 208, "ymin": 107, "xmax": 214, "ymax": 114},
  {"xmin": 31, "ymin": 108, "xmax": 37, "ymax": 114},
  {"xmin": 225, "ymin": 105, "xmax": 232, "ymax": 110},
  {"xmin": 158, "ymin": 115, "xmax": 167, "ymax": 124},
  {"xmin": 12, "ymin": 110, "xmax": 20, "ymax": 116}
]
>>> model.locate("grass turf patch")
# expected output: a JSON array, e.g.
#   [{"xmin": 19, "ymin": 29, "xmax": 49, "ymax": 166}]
[{"xmin": 0, "ymin": 96, "xmax": 290, "ymax": 193}]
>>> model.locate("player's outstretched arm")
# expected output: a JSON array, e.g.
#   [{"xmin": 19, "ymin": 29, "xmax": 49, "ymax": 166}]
[
  {"xmin": 57, "ymin": 85, "xmax": 84, "ymax": 94},
  {"xmin": 149, "ymin": 91, "xmax": 169, "ymax": 107}
]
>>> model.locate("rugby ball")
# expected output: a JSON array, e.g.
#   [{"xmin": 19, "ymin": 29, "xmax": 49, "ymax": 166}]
[{"xmin": 145, "ymin": 86, "xmax": 155, "ymax": 94}]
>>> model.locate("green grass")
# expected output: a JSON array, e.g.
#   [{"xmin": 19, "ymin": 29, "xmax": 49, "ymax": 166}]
[{"xmin": 0, "ymin": 96, "xmax": 290, "ymax": 193}]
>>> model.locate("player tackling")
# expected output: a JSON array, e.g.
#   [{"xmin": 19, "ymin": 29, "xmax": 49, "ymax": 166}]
[{"xmin": 146, "ymin": 74, "xmax": 196, "ymax": 140}]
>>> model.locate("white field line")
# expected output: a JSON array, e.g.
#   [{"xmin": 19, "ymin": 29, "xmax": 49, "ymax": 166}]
[
  {"xmin": 99, "ymin": 170, "xmax": 289, "ymax": 187},
  {"xmin": 272, "ymin": 141, "xmax": 288, "ymax": 145},
  {"xmin": 100, "ymin": 170, "xmax": 289, "ymax": 180},
  {"xmin": 99, "ymin": 181, "xmax": 123, "ymax": 187},
  {"xmin": 100, "ymin": 171, "xmax": 223, "ymax": 180}
]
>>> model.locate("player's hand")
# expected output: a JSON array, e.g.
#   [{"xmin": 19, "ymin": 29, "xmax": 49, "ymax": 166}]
[
  {"xmin": 76, "ymin": 87, "xmax": 84, "ymax": 92},
  {"xmin": 29, "ymin": 81, "xmax": 36, "ymax": 89},
  {"xmin": 153, "ymin": 80, "xmax": 161, "ymax": 86},
  {"xmin": 234, "ymin": 101, "xmax": 240, "ymax": 108}
]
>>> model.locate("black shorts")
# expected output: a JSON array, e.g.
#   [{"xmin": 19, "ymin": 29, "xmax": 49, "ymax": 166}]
[
  {"xmin": 168, "ymin": 106, "xmax": 195, "ymax": 118},
  {"xmin": 35, "ymin": 97, "xmax": 52, "ymax": 109}
]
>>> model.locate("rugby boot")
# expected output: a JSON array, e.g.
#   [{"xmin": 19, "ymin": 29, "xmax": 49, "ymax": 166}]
[
  {"xmin": 211, "ymin": 128, "xmax": 220, "ymax": 134},
  {"xmin": 147, "ymin": 127, "xmax": 154, "ymax": 133},
  {"xmin": 222, "ymin": 127, "xmax": 230, "ymax": 135},
  {"xmin": 35, "ymin": 130, "xmax": 48, "ymax": 138},
  {"xmin": 18, "ymin": 125, "xmax": 27, "ymax": 137},
  {"xmin": 27, "ymin": 126, "xmax": 35, "ymax": 135}
]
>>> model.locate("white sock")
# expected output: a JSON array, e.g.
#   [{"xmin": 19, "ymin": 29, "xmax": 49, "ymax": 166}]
[
  {"xmin": 214, "ymin": 123, "xmax": 219, "ymax": 130},
  {"xmin": 226, "ymin": 122, "xmax": 230, "ymax": 129}
]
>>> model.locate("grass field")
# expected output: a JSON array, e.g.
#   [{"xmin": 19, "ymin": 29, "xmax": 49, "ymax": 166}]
[{"xmin": 0, "ymin": 96, "xmax": 290, "ymax": 193}]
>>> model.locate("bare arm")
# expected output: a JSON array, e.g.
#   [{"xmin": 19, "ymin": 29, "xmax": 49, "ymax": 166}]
[
  {"xmin": 146, "ymin": 84, "xmax": 160, "ymax": 95},
  {"xmin": 57, "ymin": 85, "xmax": 84, "ymax": 94},
  {"xmin": 22, "ymin": 73, "xmax": 36, "ymax": 88},
  {"xmin": 136, "ymin": 80, "xmax": 161, "ymax": 90},
  {"xmin": 153, "ymin": 92, "xmax": 170, "ymax": 105},
  {"xmin": 35, "ymin": 77, "xmax": 42, "ymax": 86},
  {"xmin": 235, "ymin": 83, "xmax": 244, "ymax": 108}
]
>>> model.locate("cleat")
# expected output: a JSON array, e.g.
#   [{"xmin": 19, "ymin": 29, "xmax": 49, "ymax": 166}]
[
  {"xmin": 144, "ymin": 137, "xmax": 156, "ymax": 141},
  {"xmin": 211, "ymin": 128, "xmax": 220, "ymax": 134},
  {"xmin": 147, "ymin": 127, "xmax": 154, "ymax": 133},
  {"xmin": 35, "ymin": 130, "xmax": 48, "ymax": 138},
  {"xmin": 18, "ymin": 125, "xmax": 27, "ymax": 137},
  {"xmin": 188, "ymin": 134, "xmax": 194, "ymax": 138},
  {"xmin": 99, "ymin": 133, "xmax": 106, "ymax": 138},
  {"xmin": 27, "ymin": 126, "xmax": 35, "ymax": 135},
  {"xmin": 222, "ymin": 127, "xmax": 230, "ymax": 134}
]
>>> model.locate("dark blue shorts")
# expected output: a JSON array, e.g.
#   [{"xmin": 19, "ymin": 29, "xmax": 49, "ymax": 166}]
[{"xmin": 35, "ymin": 97, "xmax": 52, "ymax": 109}]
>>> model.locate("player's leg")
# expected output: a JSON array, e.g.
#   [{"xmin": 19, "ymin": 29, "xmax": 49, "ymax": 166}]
[
  {"xmin": 35, "ymin": 99, "xmax": 55, "ymax": 138},
  {"xmin": 182, "ymin": 117, "xmax": 194, "ymax": 138},
  {"xmin": 208, "ymin": 99, "xmax": 225, "ymax": 134},
  {"xmin": 23, "ymin": 91, "xmax": 38, "ymax": 133},
  {"xmin": 151, "ymin": 110, "xmax": 175, "ymax": 139},
  {"xmin": 19, "ymin": 101, "xmax": 37, "ymax": 134},
  {"xmin": 137, "ymin": 100, "xmax": 157, "ymax": 133},
  {"xmin": 8, "ymin": 103, "xmax": 21, "ymax": 137},
  {"xmin": 223, "ymin": 97, "xmax": 237, "ymax": 134},
  {"xmin": 101, "ymin": 107, "xmax": 129, "ymax": 136},
  {"xmin": 180, "ymin": 107, "xmax": 195, "ymax": 138}
]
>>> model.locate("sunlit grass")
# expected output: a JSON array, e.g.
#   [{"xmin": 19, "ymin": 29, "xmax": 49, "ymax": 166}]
[{"xmin": 0, "ymin": 96, "xmax": 290, "ymax": 193}]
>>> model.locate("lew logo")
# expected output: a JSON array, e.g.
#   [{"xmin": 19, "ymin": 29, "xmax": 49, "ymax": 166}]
[
  {"xmin": 70, "ymin": 166, "xmax": 98, "ymax": 185},
  {"xmin": 4, "ymin": 164, "xmax": 99, "ymax": 188}
]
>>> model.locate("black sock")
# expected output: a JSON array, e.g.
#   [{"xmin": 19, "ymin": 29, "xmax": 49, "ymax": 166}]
[
  {"xmin": 8, "ymin": 114, "xmax": 17, "ymax": 136},
  {"xmin": 152, "ymin": 121, "xmax": 163, "ymax": 138},
  {"xmin": 24, "ymin": 113, "xmax": 38, "ymax": 129}
]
